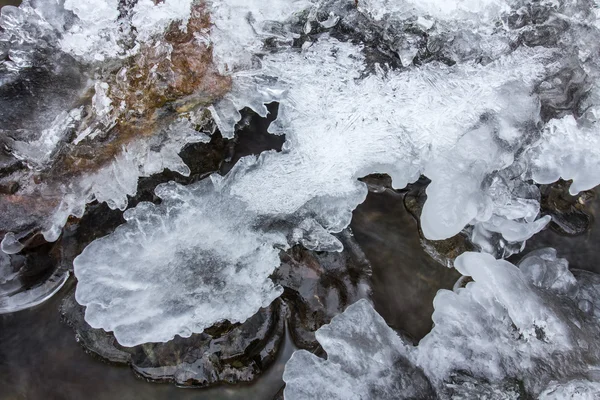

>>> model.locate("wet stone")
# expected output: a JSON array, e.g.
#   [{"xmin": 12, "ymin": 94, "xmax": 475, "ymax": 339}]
[
  {"xmin": 273, "ymin": 229, "xmax": 372, "ymax": 350},
  {"xmin": 61, "ymin": 289, "xmax": 286, "ymax": 387},
  {"xmin": 538, "ymin": 179, "xmax": 595, "ymax": 236}
]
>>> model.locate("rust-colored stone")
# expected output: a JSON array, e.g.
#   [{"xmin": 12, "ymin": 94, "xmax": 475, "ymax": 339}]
[{"xmin": 51, "ymin": 0, "xmax": 231, "ymax": 176}]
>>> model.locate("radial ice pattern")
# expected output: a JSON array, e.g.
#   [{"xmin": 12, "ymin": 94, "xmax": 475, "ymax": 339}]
[{"xmin": 284, "ymin": 249, "xmax": 600, "ymax": 399}]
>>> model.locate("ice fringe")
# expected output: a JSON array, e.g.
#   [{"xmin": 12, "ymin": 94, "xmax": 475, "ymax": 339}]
[
  {"xmin": 283, "ymin": 249, "xmax": 600, "ymax": 400},
  {"xmin": 74, "ymin": 0, "xmax": 600, "ymax": 345}
]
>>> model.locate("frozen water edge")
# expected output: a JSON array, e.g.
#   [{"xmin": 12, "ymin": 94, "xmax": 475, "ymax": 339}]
[
  {"xmin": 283, "ymin": 249, "xmax": 600, "ymax": 399},
  {"xmin": 74, "ymin": 0, "xmax": 600, "ymax": 345}
]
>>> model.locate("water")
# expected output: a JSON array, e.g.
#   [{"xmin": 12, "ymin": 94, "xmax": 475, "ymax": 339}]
[
  {"xmin": 351, "ymin": 188, "xmax": 461, "ymax": 342},
  {"xmin": 0, "ymin": 278, "xmax": 296, "ymax": 400}
]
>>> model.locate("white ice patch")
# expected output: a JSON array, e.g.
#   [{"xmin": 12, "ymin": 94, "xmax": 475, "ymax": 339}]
[
  {"xmin": 214, "ymin": 37, "xmax": 553, "ymax": 241},
  {"xmin": 283, "ymin": 298, "xmax": 433, "ymax": 399},
  {"xmin": 74, "ymin": 175, "xmax": 286, "ymax": 346},
  {"xmin": 529, "ymin": 115, "xmax": 600, "ymax": 195},
  {"xmin": 284, "ymin": 249, "xmax": 600, "ymax": 399}
]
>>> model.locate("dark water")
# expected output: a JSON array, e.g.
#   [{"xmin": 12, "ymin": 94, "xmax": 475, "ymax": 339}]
[
  {"xmin": 0, "ymin": 0, "xmax": 19, "ymax": 7},
  {"xmin": 0, "ymin": 184, "xmax": 458, "ymax": 399},
  {"xmin": 520, "ymin": 188, "xmax": 600, "ymax": 274},
  {"xmin": 351, "ymin": 188, "xmax": 460, "ymax": 342}
]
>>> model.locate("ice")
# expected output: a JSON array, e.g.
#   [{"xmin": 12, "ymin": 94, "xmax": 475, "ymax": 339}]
[
  {"xmin": 529, "ymin": 115, "xmax": 600, "ymax": 195},
  {"xmin": 0, "ymin": 251, "xmax": 70, "ymax": 314},
  {"xmin": 539, "ymin": 380, "xmax": 600, "ymax": 399},
  {"xmin": 284, "ymin": 249, "xmax": 600, "ymax": 399},
  {"xmin": 72, "ymin": 0, "xmax": 600, "ymax": 344},
  {"xmin": 74, "ymin": 175, "xmax": 287, "ymax": 346},
  {"xmin": 214, "ymin": 36, "xmax": 553, "ymax": 243},
  {"xmin": 0, "ymin": 0, "xmax": 226, "ymax": 247},
  {"xmin": 283, "ymin": 299, "xmax": 434, "ymax": 399},
  {"xmin": 208, "ymin": 0, "xmax": 312, "ymax": 73},
  {"xmin": 131, "ymin": 0, "xmax": 194, "ymax": 43},
  {"xmin": 42, "ymin": 118, "xmax": 211, "ymax": 242}
]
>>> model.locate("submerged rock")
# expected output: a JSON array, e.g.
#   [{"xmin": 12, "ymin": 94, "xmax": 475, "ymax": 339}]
[
  {"xmin": 274, "ymin": 229, "xmax": 371, "ymax": 350},
  {"xmin": 61, "ymin": 227, "xmax": 370, "ymax": 387},
  {"xmin": 61, "ymin": 289, "xmax": 286, "ymax": 387}
]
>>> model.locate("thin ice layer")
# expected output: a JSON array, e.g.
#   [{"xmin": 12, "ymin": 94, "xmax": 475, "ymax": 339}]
[
  {"xmin": 0, "ymin": 251, "xmax": 70, "ymax": 314},
  {"xmin": 284, "ymin": 249, "xmax": 600, "ymax": 399}
]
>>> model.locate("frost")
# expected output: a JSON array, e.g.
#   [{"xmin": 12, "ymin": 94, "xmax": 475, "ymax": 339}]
[
  {"xmin": 213, "ymin": 36, "xmax": 553, "ymax": 242},
  {"xmin": 284, "ymin": 249, "xmax": 600, "ymax": 399}
]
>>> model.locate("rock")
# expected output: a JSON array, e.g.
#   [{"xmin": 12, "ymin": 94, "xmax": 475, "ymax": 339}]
[
  {"xmin": 274, "ymin": 229, "xmax": 371, "ymax": 350},
  {"xmin": 61, "ymin": 289, "xmax": 286, "ymax": 387}
]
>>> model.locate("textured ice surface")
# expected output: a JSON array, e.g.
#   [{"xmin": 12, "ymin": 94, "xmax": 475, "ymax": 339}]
[
  {"xmin": 74, "ymin": 176, "xmax": 286, "ymax": 346},
  {"xmin": 213, "ymin": 36, "xmax": 553, "ymax": 242},
  {"xmin": 284, "ymin": 249, "xmax": 600, "ymax": 399},
  {"xmin": 72, "ymin": 0, "xmax": 600, "ymax": 344},
  {"xmin": 283, "ymin": 299, "xmax": 434, "ymax": 399}
]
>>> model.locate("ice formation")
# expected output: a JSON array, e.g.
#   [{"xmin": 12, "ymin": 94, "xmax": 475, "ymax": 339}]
[
  {"xmin": 284, "ymin": 249, "xmax": 600, "ymax": 399},
  {"xmin": 0, "ymin": 251, "xmax": 69, "ymax": 313},
  {"xmin": 71, "ymin": 0, "xmax": 600, "ymax": 345},
  {"xmin": 74, "ymin": 175, "xmax": 287, "ymax": 346},
  {"xmin": 1, "ymin": 0, "xmax": 600, "ymax": 370},
  {"xmin": 0, "ymin": 0, "xmax": 227, "ymax": 248}
]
